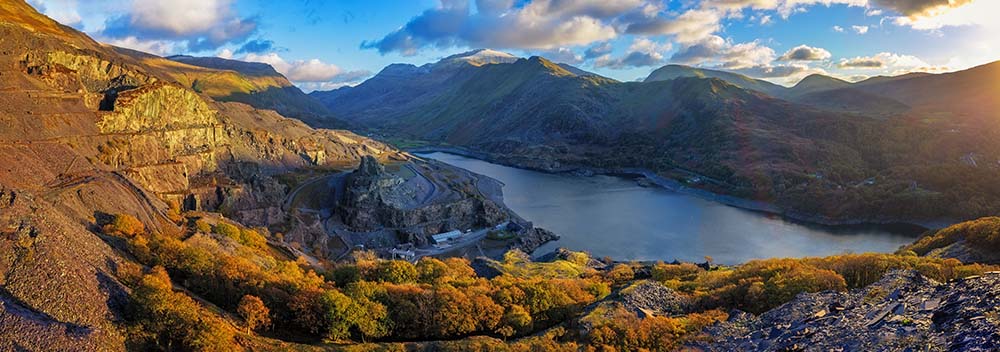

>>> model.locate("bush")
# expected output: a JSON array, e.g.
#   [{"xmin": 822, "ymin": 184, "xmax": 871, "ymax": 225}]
[
  {"xmin": 212, "ymin": 222, "xmax": 241, "ymax": 240},
  {"xmin": 212, "ymin": 222, "xmax": 266, "ymax": 248},
  {"xmin": 238, "ymin": 295, "xmax": 271, "ymax": 333},
  {"xmin": 606, "ymin": 264, "xmax": 635, "ymax": 285},
  {"xmin": 194, "ymin": 219, "xmax": 212, "ymax": 234},
  {"xmin": 103, "ymin": 213, "xmax": 144, "ymax": 237},
  {"xmin": 652, "ymin": 262, "xmax": 701, "ymax": 282}
]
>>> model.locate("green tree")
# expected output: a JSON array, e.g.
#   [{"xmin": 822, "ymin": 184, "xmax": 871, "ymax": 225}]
[{"xmin": 373, "ymin": 260, "xmax": 418, "ymax": 284}]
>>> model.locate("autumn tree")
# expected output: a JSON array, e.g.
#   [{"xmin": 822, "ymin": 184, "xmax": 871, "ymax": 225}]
[
  {"xmin": 238, "ymin": 295, "xmax": 271, "ymax": 333},
  {"xmin": 373, "ymin": 260, "xmax": 418, "ymax": 284},
  {"xmin": 103, "ymin": 213, "xmax": 144, "ymax": 237}
]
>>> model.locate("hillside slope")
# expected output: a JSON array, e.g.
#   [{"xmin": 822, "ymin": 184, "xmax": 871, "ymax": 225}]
[{"xmin": 0, "ymin": 1, "xmax": 402, "ymax": 349}]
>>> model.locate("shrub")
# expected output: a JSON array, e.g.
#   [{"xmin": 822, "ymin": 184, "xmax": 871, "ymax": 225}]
[
  {"xmin": 212, "ymin": 222, "xmax": 241, "ymax": 240},
  {"xmin": 103, "ymin": 213, "xmax": 144, "ymax": 237},
  {"xmin": 194, "ymin": 219, "xmax": 212, "ymax": 234},
  {"xmin": 238, "ymin": 295, "xmax": 271, "ymax": 333},
  {"xmin": 606, "ymin": 264, "xmax": 635, "ymax": 285},
  {"xmin": 652, "ymin": 262, "xmax": 702, "ymax": 282}
]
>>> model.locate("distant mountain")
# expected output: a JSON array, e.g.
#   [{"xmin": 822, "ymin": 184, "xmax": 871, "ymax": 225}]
[
  {"xmin": 122, "ymin": 53, "xmax": 338, "ymax": 125},
  {"xmin": 310, "ymin": 49, "xmax": 524, "ymax": 126},
  {"xmin": 851, "ymin": 61, "xmax": 1000, "ymax": 114},
  {"xmin": 310, "ymin": 50, "xmax": 1000, "ymax": 224},
  {"xmin": 433, "ymin": 48, "xmax": 519, "ymax": 68},
  {"xmin": 644, "ymin": 64, "xmax": 790, "ymax": 97},
  {"xmin": 789, "ymin": 74, "xmax": 851, "ymax": 96}
]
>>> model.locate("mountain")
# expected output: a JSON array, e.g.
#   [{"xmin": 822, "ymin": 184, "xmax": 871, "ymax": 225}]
[
  {"xmin": 108, "ymin": 51, "xmax": 340, "ymax": 125},
  {"xmin": 312, "ymin": 51, "xmax": 1000, "ymax": 224},
  {"xmin": 432, "ymin": 48, "xmax": 519, "ymax": 68},
  {"xmin": 789, "ymin": 73, "xmax": 851, "ymax": 96},
  {"xmin": 644, "ymin": 64, "xmax": 790, "ymax": 97},
  {"xmin": 309, "ymin": 49, "xmax": 524, "ymax": 127},
  {"xmin": 0, "ymin": 1, "xmax": 403, "ymax": 348}
]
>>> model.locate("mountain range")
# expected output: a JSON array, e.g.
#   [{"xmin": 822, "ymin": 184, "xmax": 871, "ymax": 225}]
[{"xmin": 308, "ymin": 50, "xmax": 1000, "ymax": 224}]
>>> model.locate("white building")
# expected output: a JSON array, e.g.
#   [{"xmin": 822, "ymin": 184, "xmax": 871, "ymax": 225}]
[{"xmin": 431, "ymin": 230, "xmax": 463, "ymax": 244}]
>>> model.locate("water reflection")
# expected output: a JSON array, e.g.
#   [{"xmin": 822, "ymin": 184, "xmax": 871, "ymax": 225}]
[{"xmin": 418, "ymin": 152, "xmax": 921, "ymax": 264}]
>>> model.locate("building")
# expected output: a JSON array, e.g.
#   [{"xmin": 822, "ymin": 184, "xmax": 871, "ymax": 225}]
[
  {"xmin": 389, "ymin": 248, "xmax": 416, "ymax": 261},
  {"xmin": 431, "ymin": 230, "xmax": 463, "ymax": 244}
]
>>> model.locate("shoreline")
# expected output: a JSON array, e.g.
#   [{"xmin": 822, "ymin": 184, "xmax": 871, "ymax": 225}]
[{"xmin": 407, "ymin": 145, "xmax": 955, "ymax": 232}]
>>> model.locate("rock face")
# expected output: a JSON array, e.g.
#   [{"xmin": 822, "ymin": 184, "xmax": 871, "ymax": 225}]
[
  {"xmin": 0, "ymin": 2, "xmax": 407, "ymax": 348},
  {"xmin": 509, "ymin": 227, "xmax": 561, "ymax": 254},
  {"xmin": 693, "ymin": 270, "xmax": 1000, "ymax": 351},
  {"xmin": 339, "ymin": 156, "xmax": 507, "ymax": 244}
]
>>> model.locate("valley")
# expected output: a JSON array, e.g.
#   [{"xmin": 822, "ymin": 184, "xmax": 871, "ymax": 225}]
[{"xmin": 3, "ymin": 1, "xmax": 1000, "ymax": 351}]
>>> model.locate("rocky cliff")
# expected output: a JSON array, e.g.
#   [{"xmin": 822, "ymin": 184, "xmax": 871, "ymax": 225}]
[
  {"xmin": 0, "ymin": 2, "xmax": 405, "ymax": 349},
  {"xmin": 338, "ymin": 156, "xmax": 507, "ymax": 245}
]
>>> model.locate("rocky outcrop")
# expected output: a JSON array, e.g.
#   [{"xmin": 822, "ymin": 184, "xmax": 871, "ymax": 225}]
[
  {"xmin": 339, "ymin": 156, "xmax": 507, "ymax": 244},
  {"xmin": 692, "ymin": 270, "xmax": 1000, "ymax": 351},
  {"xmin": 509, "ymin": 227, "xmax": 561, "ymax": 254},
  {"xmin": 620, "ymin": 281, "xmax": 689, "ymax": 317},
  {"xmin": 98, "ymin": 82, "xmax": 217, "ymax": 133}
]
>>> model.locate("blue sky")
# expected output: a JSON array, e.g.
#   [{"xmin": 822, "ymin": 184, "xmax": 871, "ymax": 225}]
[{"xmin": 27, "ymin": 0, "xmax": 1000, "ymax": 91}]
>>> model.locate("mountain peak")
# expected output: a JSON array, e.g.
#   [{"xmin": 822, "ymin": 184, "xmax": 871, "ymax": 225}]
[
  {"xmin": 644, "ymin": 64, "xmax": 789, "ymax": 97},
  {"xmin": 791, "ymin": 74, "xmax": 850, "ymax": 95},
  {"xmin": 434, "ymin": 48, "xmax": 519, "ymax": 68}
]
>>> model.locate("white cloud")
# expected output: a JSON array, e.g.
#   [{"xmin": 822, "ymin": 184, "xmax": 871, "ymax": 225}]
[
  {"xmin": 594, "ymin": 37, "xmax": 671, "ymax": 69},
  {"xmin": 241, "ymin": 53, "xmax": 371, "ymax": 85},
  {"xmin": 100, "ymin": 0, "xmax": 256, "ymax": 52},
  {"xmin": 625, "ymin": 8, "xmax": 723, "ymax": 44},
  {"xmin": 833, "ymin": 25, "xmax": 845, "ymax": 32},
  {"xmin": 537, "ymin": 47, "xmax": 584, "ymax": 64},
  {"xmin": 851, "ymin": 25, "xmax": 869, "ymax": 33},
  {"xmin": 777, "ymin": 45, "xmax": 832, "ymax": 61},
  {"xmin": 670, "ymin": 35, "xmax": 777, "ymax": 70},
  {"xmin": 889, "ymin": 0, "xmax": 998, "ymax": 30},
  {"xmin": 104, "ymin": 36, "xmax": 178, "ymax": 56},
  {"xmin": 27, "ymin": 0, "xmax": 82, "ymax": 27},
  {"xmin": 364, "ymin": 0, "xmax": 635, "ymax": 54},
  {"xmin": 129, "ymin": 0, "xmax": 237, "ymax": 35},
  {"xmin": 836, "ymin": 52, "xmax": 947, "ymax": 75}
]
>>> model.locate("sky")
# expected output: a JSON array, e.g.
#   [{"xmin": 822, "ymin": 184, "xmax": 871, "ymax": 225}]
[{"xmin": 25, "ymin": 0, "xmax": 1000, "ymax": 91}]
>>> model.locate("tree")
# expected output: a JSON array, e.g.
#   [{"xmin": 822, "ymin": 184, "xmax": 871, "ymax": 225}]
[
  {"xmin": 237, "ymin": 295, "xmax": 271, "ymax": 333},
  {"xmin": 498, "ymin": 305, "xmax": 532, "ymax": 339},
  {"xmin": 373, "ymin": 260, "xmax": 418, "ymax": 284},
  {"xmin": 321, "ymin": 289, "xmax": 357, "ymax": 341},
  {"xmin": 103, "ymin": 213, "xmax": 144, "ymax": 237},
  {"xmin": 288, "ymin": 288, "xmax": 327, "ymax": 335}
]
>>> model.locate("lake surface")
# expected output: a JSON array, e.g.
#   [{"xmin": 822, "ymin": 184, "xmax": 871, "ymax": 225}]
[{"xmin": 417, "ymin": 152, "xmax": 922, "ymax": 264}]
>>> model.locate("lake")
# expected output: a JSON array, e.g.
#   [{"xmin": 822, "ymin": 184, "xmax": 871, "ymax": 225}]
[{"xmin": 417, "ymin": 152, "xmax": 923, "ymax": 264}]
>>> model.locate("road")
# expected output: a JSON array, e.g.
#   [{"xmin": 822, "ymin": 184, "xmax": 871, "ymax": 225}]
[{"xmin": 281, "ymin": 173, "xmax": 339, "ymax": 212}]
